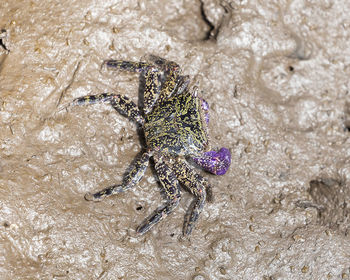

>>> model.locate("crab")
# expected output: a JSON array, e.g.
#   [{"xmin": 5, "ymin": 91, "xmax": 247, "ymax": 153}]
[{"xmin": 71, "ymin": 55, "xmax": 231, "ymax": 236}]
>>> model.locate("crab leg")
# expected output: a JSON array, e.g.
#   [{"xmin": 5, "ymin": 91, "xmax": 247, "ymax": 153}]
[
  {"xmin": 144, "ymin": 55, "xmax": 182, "ymax": 103},
  {"xmin": 143, "ymin": 67, "xmax": 162, "ymax": 114},
  {"xmin": 136, "ymin": 158, "xmax": 181, "ymax": 234},
  {"xmin": 105, "ymin": 57, "xmax": 187, "ymax": 106},
  {"xmin": 71, "ymin": 93, "xmax": 144, "ymax": 126},
  {"xmin": 104, "ymin": 60, "xmax": 154, "ymax": 73},
  {"xmin": 173, "ymin": 158, "xmax": 209, "ymax": 235},
  {"xmin": 194, "ymin": 147, "xmax": 231, "ymax": 175},
  {"xmin": 84, "ymin": 151, "xmax": 152, "ymax": 201},
  {"xmin": 104, "ymin": 59, "xmax": 162, "ymax": 114}
]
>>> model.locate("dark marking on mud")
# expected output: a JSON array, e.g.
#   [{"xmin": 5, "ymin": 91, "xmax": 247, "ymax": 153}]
[{"xmin": 0, "ymin": 29, "xmax": 9, "ymax": 52}]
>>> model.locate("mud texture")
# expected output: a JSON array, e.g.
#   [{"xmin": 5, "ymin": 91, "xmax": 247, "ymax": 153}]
[{"xmin": 1, "ymin": 0, "xmax": 350, "ymax": 279}]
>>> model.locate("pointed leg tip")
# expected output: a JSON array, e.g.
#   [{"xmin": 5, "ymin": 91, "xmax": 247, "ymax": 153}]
[
  {"xmin": 183, "ymin": 228, "xmax": 192, "ymax": 237},
  {"xmin": 136, "ymin": 224, "xmax": 148, "ymax": 235},
  {"xmin": 84, "ymin": 192, "xmax": 98, "ymax": 201},
  {"xmin": 180, "ymin": 232, "xmax": 192, "ymax": 243}
]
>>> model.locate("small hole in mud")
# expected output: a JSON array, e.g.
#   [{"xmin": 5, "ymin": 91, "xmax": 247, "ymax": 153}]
[
  {"xmin": 3, "ymin": 222, "xmax": 9, "ymax": 228},
  {"xmin": 288, "ymin": 66, "xmax": 294, "ymax": 72},
  {"xmin": 136, "ymin": 205, "xmax": 143, "ymax": 211},
  {"xmin": 308, "ymin": 178, "xmax": 350, "ymax": 235},
  {"xmin": 66, "ymin": 271, "xmax": 69, "ymax": 274},
  {"xmin": 170, "ymin": 233, "xmax": 175, "ymax": 237}
]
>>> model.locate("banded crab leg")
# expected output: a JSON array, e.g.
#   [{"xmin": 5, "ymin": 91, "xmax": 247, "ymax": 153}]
[
  {"xmin": 84, "ymin": 151, "xmax": 152, "ymax": 201},
  {"xmin": 104, "ymin": 57, "xmax": 189, "ymax": 113},
  {"xmin": 71, "ymin": 93, "xmax": 145, "ymax": 126},
  {"xmin": 104, "ymin": 59, "xmax": 162, "ymax": 114},
  {"xmin": 144, "ymin": 54, "xmax": 182, "ymax": 104},
  {"xmin": 104, "ymin": 60, "xmax": 154, "ymax": 73},
  {"xmin": 173, "ymin": 158, "xmax": 211, "ymax": 236},
  {"xmin": 136, "ymin": 157, "xmax": 181, "ymax": 234}
]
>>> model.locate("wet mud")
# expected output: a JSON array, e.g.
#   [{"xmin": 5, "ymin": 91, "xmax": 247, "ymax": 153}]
[{"xmin": 1, "ymin": 0, "xmax": 350, "ymax": 279}]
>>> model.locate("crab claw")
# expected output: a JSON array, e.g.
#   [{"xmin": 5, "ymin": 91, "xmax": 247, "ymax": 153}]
[{"xmin": 194, "ymin": 147, "xmax": 231, "ymax": 175}]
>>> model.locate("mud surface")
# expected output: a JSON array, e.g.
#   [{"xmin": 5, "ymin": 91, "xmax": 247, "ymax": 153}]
[{"xmin": 1, "ymin": 0, "xmax": 350, "ymax": 279}]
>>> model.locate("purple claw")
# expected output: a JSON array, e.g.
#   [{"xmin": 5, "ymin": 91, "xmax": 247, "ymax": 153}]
[{"xmin": 194, "ymin": 147, "xmax": 231, "ymax": 175}]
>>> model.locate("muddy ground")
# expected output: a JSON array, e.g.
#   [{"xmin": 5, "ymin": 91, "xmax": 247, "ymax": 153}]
[{"xmin": 0, "ymin": 0, "xmax": 349, "ymax": 279}]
